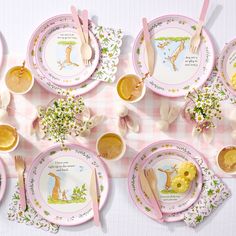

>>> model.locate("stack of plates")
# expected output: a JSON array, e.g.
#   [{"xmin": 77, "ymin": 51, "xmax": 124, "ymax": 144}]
[
  {"xmin": 27, "ymin": 14, "xmax": 101, "ymax": 96},
  {"xmin": 128, "ymin": 140, "xmax": 203, "ymax": 222},
  {"xmin": 26, "ymin": 144, "xmax": 109, "ymax": 226},
  {"xmin": 218, "ymin": 38, "xmax": 236, "ymax": 96},
  {"xmin": 132, "ymin": 15, "xmax": 215, "ymax": 97}
]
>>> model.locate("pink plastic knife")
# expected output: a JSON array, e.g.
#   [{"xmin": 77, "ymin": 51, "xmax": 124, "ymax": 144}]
[
  {"xmin": 142, "ymin": 17, "xmax": 155, "ymax": 76},
  {"xmin": 82, "ymin": 10, "xmax": 89, "ymax": 43}
]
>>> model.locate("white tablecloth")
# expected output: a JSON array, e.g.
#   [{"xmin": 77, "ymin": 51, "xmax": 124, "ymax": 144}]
[
  {"xmin": 0, "ymin": 178, "xmax": 235, "ymax": 236},
  {"xmin": 0, "ymin": 0, "xmax": 236, "ymax": 235}
]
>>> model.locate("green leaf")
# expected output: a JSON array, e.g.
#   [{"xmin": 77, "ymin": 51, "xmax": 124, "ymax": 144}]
[
  {"xmin": 155, "ymin": 36, "xmax": 190, "ymax": 41},
  {"xmin": 102, "ymin": 48, "xmax": 108, "ymax": 54},
  {"xmin": 207, "ymin": 189, "xmax": 214, "ymax": 196},
  {"xmin": 136, "ymin": 48, "xmax": 140, "ymax": 55},
  {"xmin": 145, "ymin": 206, "xmax": 151, "ymax": 212},
  {"xmin": 50, "ymin": 151, "xmax": 56, "ymax": 156},
  {"xmin": 100, "ymin": 185, "xmax": 104, "ymax": 192},
  {"xmin": 151, "ymin": 147, "xmax": 157, "ymax": 152},
  {"xmin": 44, "ymin": 210, "xmax": 50, "ymax": 216},
  {"xmin": 195, "ymin": 215, "xmax": 202, "ymax": 223},
  {"xmin": 57, "ymin": 41, "xmax": 77, "ymax": 45},
  {"xmin": 24, "ymin": 216, "xmax": 30, "ymax": 222}
]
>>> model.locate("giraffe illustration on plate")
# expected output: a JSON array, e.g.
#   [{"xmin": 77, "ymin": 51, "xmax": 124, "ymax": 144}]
[
  {"xmin": 155, "ymin": 36, "xmax": 190, "ymax": 71},
  {"xmin": 168, "ymin": 40, "xmax": 185, "ymax": 71},
  {"xmin": 57, "ymin": 41, "xmax": 79, "ymax": 70},
  {"xmin": 158, "ymin": 164, "xmax": 177, "ymax": 194},
  {"xmin": 48, "ymin": 172, "xmax": 87, "ymax": 204}
]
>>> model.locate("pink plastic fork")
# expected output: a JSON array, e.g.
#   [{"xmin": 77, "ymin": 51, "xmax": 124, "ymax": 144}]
[
  {"xmin": 199, "ymin": 0, "xmax": 209, "ymax": 24},
  {"xmin": 190, "ymin": 0, "xmax": 209, "ymax": 53}
]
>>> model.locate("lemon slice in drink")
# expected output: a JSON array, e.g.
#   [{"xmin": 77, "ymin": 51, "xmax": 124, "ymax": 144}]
[
  {"xmin": 0, "ymin": 125, "xmax": 18, "ymax": 151},
  {"xmin": 118, "ymin": 76, "xmax": 139, "ymax": 100},
  {"xmin": 5, "ymin": 66, "xmax": 33, "ymax": 94}
]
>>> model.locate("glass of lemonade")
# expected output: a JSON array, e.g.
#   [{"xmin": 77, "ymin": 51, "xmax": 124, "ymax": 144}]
[
  {"xmin": 0, "ymin": 124, "xmax": 19, "ymax": 153},
  {"xmin": 116, "ymin": 74, "xmax": 146, "ymax": 103},
  {"xmin": 96, "ymin": 132, "xmax": 126, "ymax": 161},
  {"xmin": 5, "ymin": 66, "xmax": 34, "ymax": 94},
  {"xmin": 217, "ymin": 145, "xmax": 236, "ymax": 175}
]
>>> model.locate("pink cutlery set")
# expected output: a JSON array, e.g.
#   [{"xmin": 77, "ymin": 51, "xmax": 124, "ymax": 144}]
[{"xmin": 0, "ymin": 0, "xmax": 236, "ymax": 233}]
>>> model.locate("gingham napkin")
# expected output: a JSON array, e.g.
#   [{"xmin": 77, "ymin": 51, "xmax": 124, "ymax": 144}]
[
  {"xmin": 8, "ymin": 184, "xmax": 59, "ymax": 234},
  {"xmin": 183, "ymin": 157, "xmax": 231, "ymax": 227}
]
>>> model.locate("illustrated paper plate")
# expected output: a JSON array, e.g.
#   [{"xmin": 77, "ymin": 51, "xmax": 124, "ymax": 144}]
[
  {"xmin": 128, "ymin": 140, "xmax": 203, "ymax": 222},
  {"xmin": 133, "ymin": 15, "xmax": 215, "ymax": 97},
  {"xmin": 0, "ymin": 158, "xmax": 6, "ymax": 202},
  {"xmin": 27, "ymin": 14, "xmax": 100, "ymax": 96},
  {"xmin": 35, "ymin": 21, "xmax": 99, "ymax": 87},
  {"xmin": 218, "ymin": 38, "xmax": 236, "ymax": 96},
  {"xmin": 0, "ymin": 35, "xmax": 3, "ymax": 69},
  {"xmin": 26, "ymin": 144, "xmax": 109, "ymax": 226}
]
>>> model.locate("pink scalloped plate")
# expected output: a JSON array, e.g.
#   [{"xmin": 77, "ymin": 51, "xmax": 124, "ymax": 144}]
[
  {"xmin": 0, "ymin": 158, "xmax": 7, "ymax": 203},
  {"xmin": 218, "ymin": 38, "xmax": 236, "ymax": 96},
  {"xmin": 27, "ymin": 14, "xmax": 100, "ymax": 96},
  {"xmin": 26, "ymin": 144, "xmax": 109, "ymax": 226},
  {"xmin": 132, "ymin": 14, "xmax": 215, "ymax": 97},
  {"xmin": 128, "ymin": 140, "xmax": 203, "ymax": 222},
  {"xmin": 35, "ymin": 20, "xmax": 99, "ymax": 87},
  {"xmin": 0, "ymin": 36, "xmax": 3, "ymax": 69}
]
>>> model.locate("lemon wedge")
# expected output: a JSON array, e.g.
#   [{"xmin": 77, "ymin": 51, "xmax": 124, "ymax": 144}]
[
  {"xmin": 118, "ymin": 75, "xmax": 142, "ymax": 101},
  {"xmin": 119, "ymin": 78, "xmax": 136, "ymax": 100}
]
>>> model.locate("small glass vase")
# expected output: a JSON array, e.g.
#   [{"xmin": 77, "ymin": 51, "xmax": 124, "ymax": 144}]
[{"xmin": 182, "ymin": 99, "xmax": 213, "ymax": 131}]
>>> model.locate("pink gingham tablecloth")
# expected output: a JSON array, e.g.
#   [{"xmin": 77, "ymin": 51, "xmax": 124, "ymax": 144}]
[{"xmin": 0, "ymin": 54, "xmax": 234, "ymax": 178}]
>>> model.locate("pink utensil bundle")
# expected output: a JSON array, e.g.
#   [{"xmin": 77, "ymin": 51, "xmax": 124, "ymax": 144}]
[
  {"xmin": 190, "ymin": 0, "xmax": 209, "ymax": 53},
  {"xmin": 90, "ymin": 168, "xmax": 101, "ymax": 226},
  {"xmin": 142, "ymin": 17, "xmax": 155, "ymax": 76}
]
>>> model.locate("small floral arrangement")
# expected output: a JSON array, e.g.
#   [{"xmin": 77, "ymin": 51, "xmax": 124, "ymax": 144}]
[
  {"xmin": 185, "ymin": 88, "xmax": 222, "ymax": 132},
  {"xmin": 36, "ymin": 93, "xmax": 104, "ymax": 148},
  {"xmin": 38, "ymin": 94, "xmax": 85, "ymax": 148}
]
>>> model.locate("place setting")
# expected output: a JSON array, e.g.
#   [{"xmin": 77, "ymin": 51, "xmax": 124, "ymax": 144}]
[
  {"xmin": 7, "ymin": 144, "xmax": 109, "ymax": 232},
  {"xmin": 1, "ymin": 0, "xmax": 236, "ymax": 234},
  {"xmin": 115, "ymin": 0, "xmax": 215, "ymax": 105},
  {"xmin": 26, "ymin": 6, "xmax": 122, "ymax": 97},
  {"xmin": 26, "ymin": 144, "xmax": 109, "ymax": 226},
  {"xmin": 128, "ymin": 140, "xmax": 230, "ymax": 226}
]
